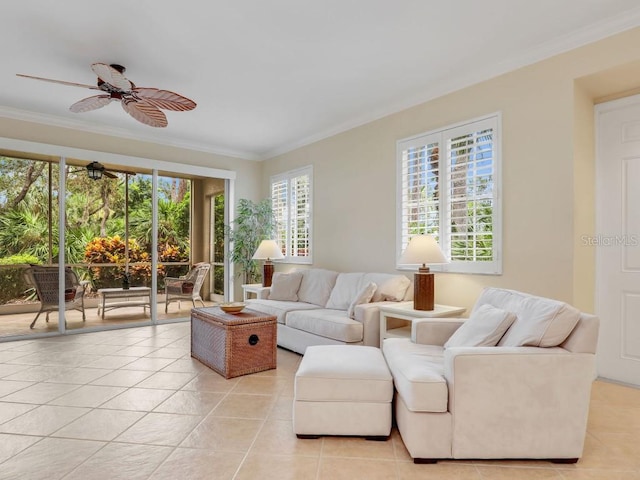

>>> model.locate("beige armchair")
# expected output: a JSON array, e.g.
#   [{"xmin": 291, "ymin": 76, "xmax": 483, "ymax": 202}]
[
  {"xmin": 26, "ymin": 266, "xmax": 88, "ymax": 329},
  {"xmin": 164, "ymin": 262, "xmax": 210, "ymax": 312}
]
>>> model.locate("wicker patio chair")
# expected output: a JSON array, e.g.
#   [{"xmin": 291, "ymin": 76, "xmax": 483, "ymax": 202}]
[
  {"xmin": 26, "ymin": 266, "xmax": 88, "ymax": 329},
  {"xmin": 165, "ymin": 262, "xmax": 210, "ymax": 312}
]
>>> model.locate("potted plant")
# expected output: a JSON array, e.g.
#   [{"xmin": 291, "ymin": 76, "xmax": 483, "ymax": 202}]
[{"xmin": 226, "ymin": 198, "xmax": 275, "ymax": 284}]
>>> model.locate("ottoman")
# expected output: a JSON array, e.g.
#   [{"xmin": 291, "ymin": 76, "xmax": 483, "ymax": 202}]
[{"xmin": 293, "ymin": 345, "xmax": 393, "ymax": 439}]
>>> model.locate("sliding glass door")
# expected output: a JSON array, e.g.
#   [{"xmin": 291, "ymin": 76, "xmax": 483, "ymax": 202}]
[
  {"xmin": 0, "ymin": 156, "xmax": 59, "ymax": 337},
  {"xmin": 0, "ymin": 143, "xmax": 232, "ymax": 341}
]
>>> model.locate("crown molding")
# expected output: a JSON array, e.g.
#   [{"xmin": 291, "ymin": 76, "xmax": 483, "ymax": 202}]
[
  {"xmin": 0, "ymin": 105, "xmax": 261, "ymax": 161},
  {"xmin": 261, "ymin": 8, "xmax": 640, "ymax": 160}
]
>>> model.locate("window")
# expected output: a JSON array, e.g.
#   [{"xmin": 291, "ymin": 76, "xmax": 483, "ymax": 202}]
[
  {"xmin": 271, "ymin": 166, "xmax": 313, "ymax": 263},
  {"xmin": 397, "ymin": 114, "xmax": 501, "ymax": 274}
]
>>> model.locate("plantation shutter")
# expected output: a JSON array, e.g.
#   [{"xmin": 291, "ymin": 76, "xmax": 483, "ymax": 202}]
[
  {"xmin": 271, "ymin": 178, "xmax": 288, "ymax": 257},
  {"xmin": 398, "ymin": 133, "xmax": 441, "ymax": 252},
  {"xmin": 397, "ymin": 115, "xmax": 501, "ymax": 274},
  {"xmin": 270, "ymin": 166, "xmax": 313, "ymax": 262},
  {"xmin": 290, "ymin": 174, "xmax": 311, "ymax": 259},
  {"xmin": 444, "ymin": 117, "xmax": 497, "ymax": 267}
]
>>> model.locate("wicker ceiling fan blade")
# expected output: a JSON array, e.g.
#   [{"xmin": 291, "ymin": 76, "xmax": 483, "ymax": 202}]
[
  {"xmin": 18, "ymin": 63, "xmax": 195, "ymax": 127},
  {"xmin": 91, "ymin": 63, "xmax": 133, "ymax": 91},
  {"xmin": 69, "ymin": 95, "xmax": 114, "ymax": 113},
  {"xmin": 121, "ymin": 98, "xmax": 168, "ymax": 127},
  {"xmin": 133, "ymin": 88, "xmax": 197, "ymax": 111},
  {"xmin": 16, "ymin": 73, "xmax": 101, "ymax": 90}
]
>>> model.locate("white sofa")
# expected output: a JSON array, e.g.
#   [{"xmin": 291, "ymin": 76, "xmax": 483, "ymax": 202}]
[
  {"xmin": 382, "ymin": 287, "xmax": 599, "ymax": 463},
  {"xmin": 246, "ymin": 268, "xmax": 412, "ymax": 354}
]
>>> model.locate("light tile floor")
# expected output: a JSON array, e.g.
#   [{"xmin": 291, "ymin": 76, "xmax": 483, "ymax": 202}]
[{"xmin": 0, "ymin": 323, "xmax": 639, "ymax": 479}]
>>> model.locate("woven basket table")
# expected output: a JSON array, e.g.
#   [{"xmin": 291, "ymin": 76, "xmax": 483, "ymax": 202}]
[{"xmin": 191, "ymin": 307, "xmax": 277, "ymax": 379}]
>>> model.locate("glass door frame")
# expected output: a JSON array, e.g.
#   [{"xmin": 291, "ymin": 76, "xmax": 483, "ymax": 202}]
[{"xmin": 0, "ymin": 137, "xmax": 236, "ymax": 341}]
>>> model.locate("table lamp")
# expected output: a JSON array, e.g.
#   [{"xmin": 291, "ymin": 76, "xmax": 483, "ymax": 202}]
[
  {"xmin": 398, "ymin": 235, "xmax": 448, "ymax": 310},
  {"xmin": 252, "ymin": 240, "xmax": 285, "ymax": 287}
]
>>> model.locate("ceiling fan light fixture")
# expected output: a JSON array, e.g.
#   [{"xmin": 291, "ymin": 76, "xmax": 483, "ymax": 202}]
[{"xmin": 86, "ymin": 161, "xmax": 104, "ymax": 180}]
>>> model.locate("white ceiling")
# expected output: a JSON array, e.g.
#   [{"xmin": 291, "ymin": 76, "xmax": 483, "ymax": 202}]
[{"xmin": 2, "ymin": 1, "xmax": 640, "ymax": 160}]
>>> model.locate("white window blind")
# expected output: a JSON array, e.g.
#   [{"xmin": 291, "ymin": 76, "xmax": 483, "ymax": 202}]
[
  {"xmin": 271, "ymin": 166, "xmax": 313, "ymax": 263},
  {"xmin": 271, "ymin": 178, "xmax": 288, "ymax": 256},
  {"xmin": 397, "ymin": 115, "xmax": 501, "ymax": 274}
]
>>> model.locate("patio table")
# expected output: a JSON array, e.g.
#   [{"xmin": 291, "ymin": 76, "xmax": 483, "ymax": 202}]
[{"xmin": 97, "ymin": 286, "xmax": 151, "ymax": 319}]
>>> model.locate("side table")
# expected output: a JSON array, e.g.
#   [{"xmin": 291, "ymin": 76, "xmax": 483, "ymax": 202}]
[
  {"xmin": 242, "ymin": 283, "xmax": 270, "ymax": 301},
  {"xmin": 379, "ymin": 301, "xmax": 466, "ymax": 346}
]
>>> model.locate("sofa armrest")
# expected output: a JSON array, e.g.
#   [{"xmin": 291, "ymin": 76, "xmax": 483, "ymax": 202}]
[
  {"xmin": 256, "ymin": 287, "xmax": 271, "ymax": 300},
  {"xmin": 411, "ymin": 318, "xmax": 465, "ymax": 346},
  {"xmin": 353, "ymin": 301, "xmax": 399, "ymax": 347},
  {"xmin": 443, "ymin": 346, "xmax": 596, "ymax": 459}
]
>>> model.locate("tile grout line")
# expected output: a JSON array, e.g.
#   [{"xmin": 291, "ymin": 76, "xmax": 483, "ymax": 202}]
[
  {"xmin": 229, "ymin": 379, "xmax": 290, "ymax": 480},
  {"xmin": 141, "ymin": 369, "xmax": 238, "ymax": 480}
]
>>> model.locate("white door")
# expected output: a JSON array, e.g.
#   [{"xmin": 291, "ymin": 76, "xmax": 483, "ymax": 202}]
[{"xmin": 596, "ymin": 95, "xmax": 640, "ymax": 386}]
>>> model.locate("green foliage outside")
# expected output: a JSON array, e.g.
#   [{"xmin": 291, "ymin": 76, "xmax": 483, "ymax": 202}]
[
  {"xmin": 0, "ymin": 157, "xmax": 192, "ymax": 302},
  {"xmin": 0, "ymin": 254, "xmax": 40, "ymax": 304},
  {"xmin": 213, "ymin": 194, "xmax": 225, "ymax": 295}
]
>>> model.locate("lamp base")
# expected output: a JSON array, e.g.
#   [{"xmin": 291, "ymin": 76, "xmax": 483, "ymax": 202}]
[
  {"xmin": 413, "ymin": 266, "xmax": 434, "ymax": 311},
  {"xmin": 263, "ymin": 262, "xmax": 274, "ymax": 287}
]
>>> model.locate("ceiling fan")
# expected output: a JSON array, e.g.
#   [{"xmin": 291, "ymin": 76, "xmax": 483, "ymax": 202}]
[
  {"xmin": 16, "ymin": 63, "xmax": 196, "ymax": 128},
  {"xmin": 72, "ymin": 161, "xmax": 136, "ymax": 180}
]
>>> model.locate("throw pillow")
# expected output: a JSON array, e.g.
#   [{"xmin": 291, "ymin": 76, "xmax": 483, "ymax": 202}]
[
  {"xmin": 444, "ymin": 304, "xmax": 516, "ymax": 348},
  {"xmin": 471, "ymin": 288, "xmax": 582, "ymax": 348},
  {"xmin": 297, "ymin": 269, "xmax": 339, "ymax": 306},
  {"xmin": 347, "ymin": 282, "xmax": 377, "ymax": 319},
  {"xmin": 371, "ymin": 275, "xmax": 411, "ymax": 302},
  {"xmin": 268, "ymin": 272, "xmax": 303, "ymax": 301},
  {"xmin": 497, "ymin": 298, "xmax": 581, "ymax": 347},
  {"xmin": 326, "ymin": 273, "xmax": 366, "ymax": 310}
]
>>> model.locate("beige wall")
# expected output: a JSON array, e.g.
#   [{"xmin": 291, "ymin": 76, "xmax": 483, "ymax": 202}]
[{"xmin": 262, "ymin": 27, "xmax": 640, "ymax": 313}]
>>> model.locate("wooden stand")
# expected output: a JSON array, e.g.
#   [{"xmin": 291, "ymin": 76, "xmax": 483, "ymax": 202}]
[
  {"xmin": 413, "ymin": 267, "xmax": 435, "ymax": 311},
  {"xmin": 263, "ymin": 261, "xmax": 274, "ymax": 287}
]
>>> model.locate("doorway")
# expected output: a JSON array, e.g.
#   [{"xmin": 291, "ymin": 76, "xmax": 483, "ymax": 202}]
[{"xmin": 595, "ymin": 94, "xmax": 640, "ymax": 386}]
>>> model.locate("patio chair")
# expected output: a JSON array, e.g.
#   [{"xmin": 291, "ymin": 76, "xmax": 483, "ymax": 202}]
[
  {"xmin": 26, "ymin": 266, "xmax": 88, "ymax": 329},
  {"xmin": 165, "ymin": 262, "xmax": 211, "ymax": 312}
]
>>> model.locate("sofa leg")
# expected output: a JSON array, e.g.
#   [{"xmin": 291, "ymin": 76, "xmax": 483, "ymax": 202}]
[
  {"xmin": 550, "ymin": 458, "xmax": 579, "ymax": 464},
  {"xmin": 296, "ymin": 434, "xmax": 321, "ymax": 440},
  {"xmin": 413, "ymin": 458, "xmax": 438, "ymax": 464}
]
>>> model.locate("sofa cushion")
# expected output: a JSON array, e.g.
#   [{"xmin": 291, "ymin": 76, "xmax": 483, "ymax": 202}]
[
  {"xmin": 475, "ymin": 288, "xmax": 581, "ymax": 347},
  {"xmin": 246, "ymin": 299, "xmax": 320, "ymax": 324},
  {"xmin": 347, "ymin": 282, "xmax": 377, "ymax": 319},
  {"xmin": 382, "ymin": 338, "xmax": 448, "ymax": 413},
  {"xmin": 325, "ymin": 273, "xmax": 366, "ymax": 310},
  {"xmin": 297, "ymin": 269, "xmax": 339, "ymax": 307},
  {"xmin": 286, "ymin": 309, "xmax": 364, "ymax": 343},
  {"xmin": 268, "ymin": 271, "xmax": 303, "ymax": 301},
  {"xmin": 444, "ymin": 304, "xmax": 516, "ymax": 348},
  {"xmin": 364, "ymin": 273, "xmax": 411, "ymax": 302}
]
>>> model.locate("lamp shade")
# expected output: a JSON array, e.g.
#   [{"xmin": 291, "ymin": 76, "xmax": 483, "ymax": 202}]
[
  {"xmin": 252, "ymin": 240, "xmax": 285, "ymax": 260},
  {"xmin": 398, "ymin": 235, "xmax": 447, "ymax": 267}
]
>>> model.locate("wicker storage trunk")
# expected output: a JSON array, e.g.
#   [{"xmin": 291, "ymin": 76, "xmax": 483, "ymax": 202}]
[{"xmin": 191, "ymin": 307, "xmax": 277, "ymax": 379}]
